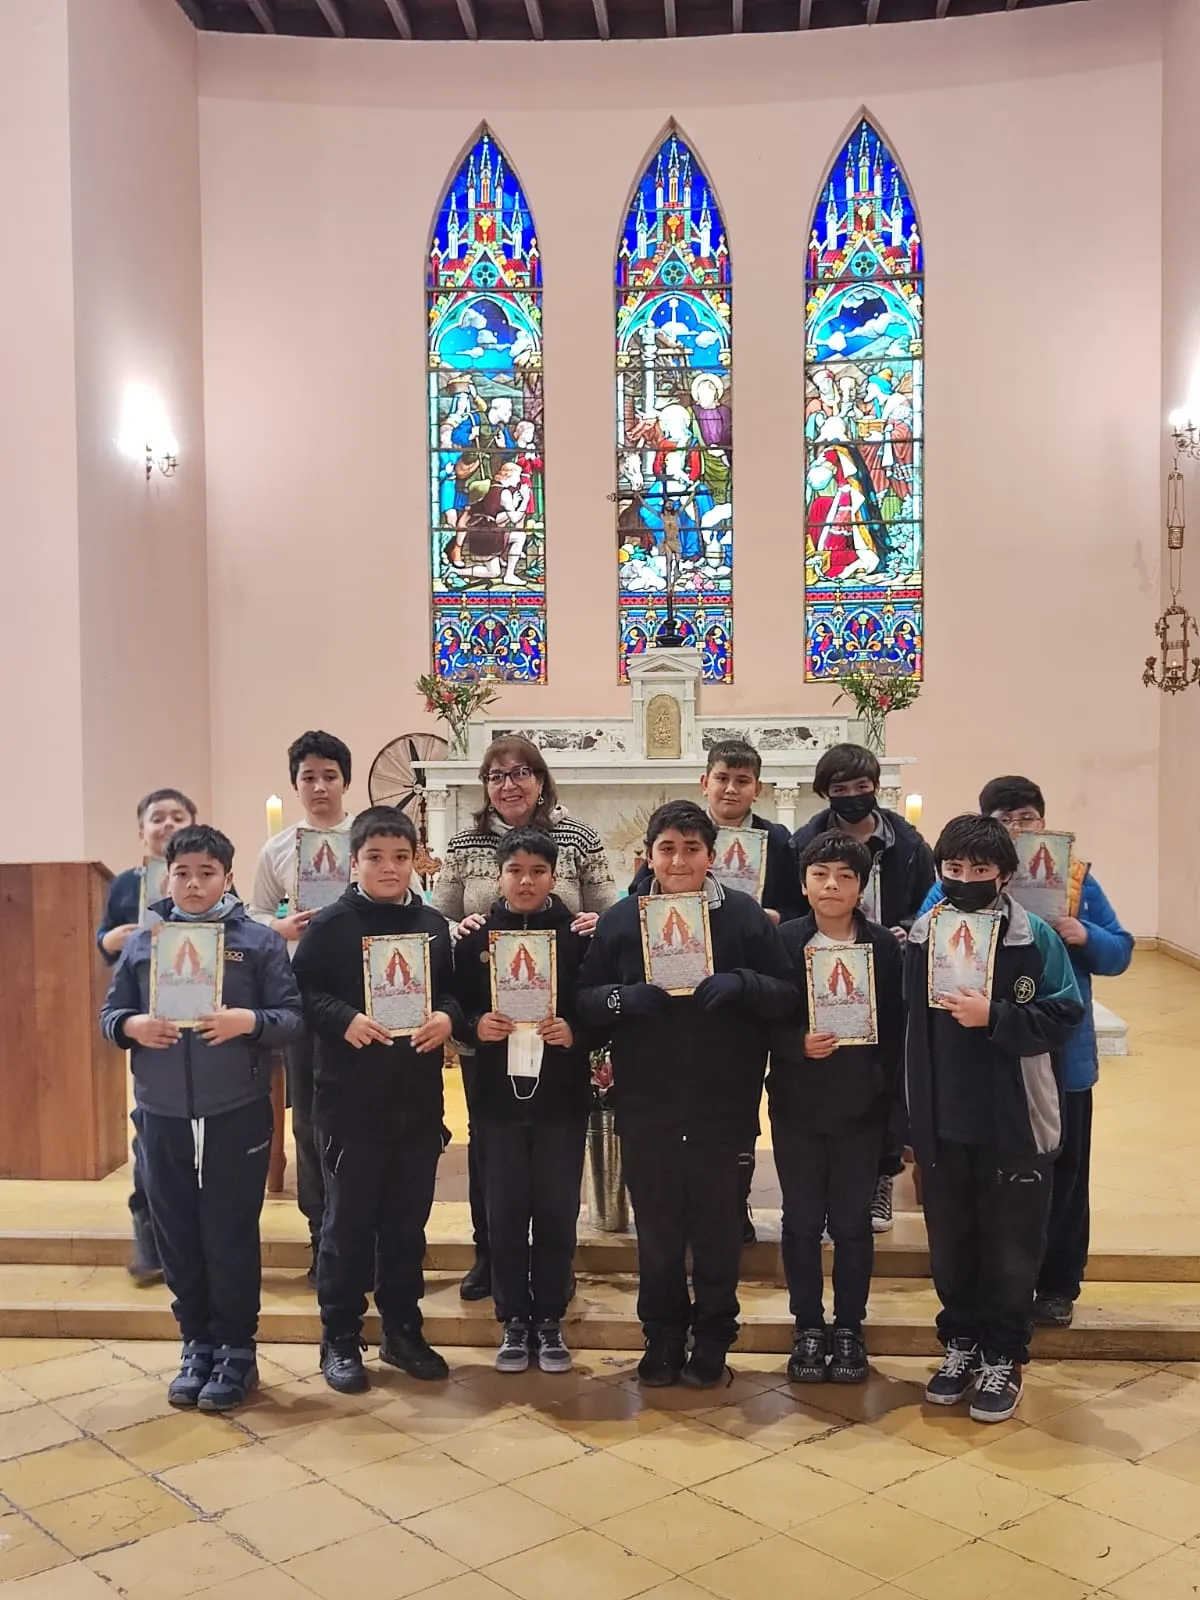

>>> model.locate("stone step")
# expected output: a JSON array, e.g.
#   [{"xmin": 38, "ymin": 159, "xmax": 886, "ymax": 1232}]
[{"xmin": 3, "ymin": 1265, "xmax": 1200, "ymax": 1360}]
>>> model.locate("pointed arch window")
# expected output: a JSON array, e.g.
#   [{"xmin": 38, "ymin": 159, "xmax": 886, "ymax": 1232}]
[
  {"xmin": 805, "ymin": 117, "xmax": 923, "ymax": 680},
  {"xmin": 615, "ymin": 129, "xmax": 732, "ymax": 682},
  {"xmin": 428, "ymin": 129, "xmax": 546, "ymax": 682}
]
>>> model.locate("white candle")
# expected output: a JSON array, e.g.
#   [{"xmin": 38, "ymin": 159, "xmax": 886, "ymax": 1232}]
[
  {"xmin": 904, "ymin": 793, "xmax": 923, "ymax": 828},
  {"xmin": 266, "ymin": 794, "xmax": 284, "ymax": 837}
]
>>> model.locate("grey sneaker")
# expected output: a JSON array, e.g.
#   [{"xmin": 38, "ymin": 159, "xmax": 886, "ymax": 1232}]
[
  {"xmin": 870, "ymin": 1174, "xmax": 894, "ymax": 1233},
  {"xmin": 925, "ymin": 1338, "xmax": 979, "ymax": 1406},
  {"xmin": 495, "ymin": 1318, "xmax": 531, "ymax": 1374},
  {"xmin": 535, "ymin": 1321, "xmax": 573, "ymax": 1374}
]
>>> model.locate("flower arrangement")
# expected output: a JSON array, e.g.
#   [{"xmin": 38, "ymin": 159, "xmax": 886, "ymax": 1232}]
[
  {"xmin": 833, "ymin": 664, "xmax": 921, "ymax": 755},
  {"xmin": 415, "ymin": 672, "xmax": 500, "ymax": 759}
]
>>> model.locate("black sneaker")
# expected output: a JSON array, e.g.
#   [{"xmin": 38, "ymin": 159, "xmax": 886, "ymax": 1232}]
[
  {"xmin": 925, "ymin": 1338, "xmax": 980, "ymax": 1406},
  {"xmin": 1032, "ymin": 1294, "xmax": 1074, "ymax": 1329},
  {"xmin": 495, "ymin": 1318, "xmax": 531, "ymax": 1374},
  {"xmin": 459, "ymin": 1257, "xmax": 493, "ymax": 1302},
  {"xmin": 535, "ymin": 1321, "xmax": 573, "ymax": 1374},
  {"xmin": 870, "ymin": 1174, "xmax": 894, "ymax": 1234},
  {"xmin": 167, "ymin": 1341, "xmax": 213, "ymax": 1409},
  {"xmin": 197, "ymin": 1345, "xmax": 258, "ymax": 1412},
  {"xmin": 828, "ymin": 1326, "xmax": 869, "ymax": 1384},
  {"xmin": 637, "ymin": 1335, "xmax": 687, "ymax": 1387},
  {"xmin": 380, "ymin": 1327, "xmax": 450, "ymax": 1382},
  {"xmin": 969, "ymin": 1356, "xmax": 1023, "ymax": 1423},
  {"xmin": 321, "ymin": 1335, "xmax": 369, "ymax": 1394},
  {"xmin": 787, "ymin": 1326, "xmax": 829, "ymax": 1384},
  {"xmin": 129, "ymin": 1212, "xmax": 163, "ymax": 1287},
  {"xmin": 681, "ymin": 1339, "xmax": 731, "ymax": 1389}
]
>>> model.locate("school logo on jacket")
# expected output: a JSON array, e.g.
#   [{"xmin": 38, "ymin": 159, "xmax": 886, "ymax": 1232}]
[{"xmin": 1013, "ymin": 976, "xmax": 1035, "ymax": 1004}]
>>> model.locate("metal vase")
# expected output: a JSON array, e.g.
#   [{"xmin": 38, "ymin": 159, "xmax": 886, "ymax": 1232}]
[{"xmin": 584, "ymin": 1105, "xmax": 629, "ymax": 1233}]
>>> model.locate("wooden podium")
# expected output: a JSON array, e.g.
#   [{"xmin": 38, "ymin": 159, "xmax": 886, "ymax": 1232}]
[{"xmin": 0, "ymin": 863, "xmax": 128, "ymax": 1179}]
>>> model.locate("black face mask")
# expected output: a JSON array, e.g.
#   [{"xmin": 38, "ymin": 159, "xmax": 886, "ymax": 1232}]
[
  {"xmin": 940, "ymin": 876, "xmax": 1001, "ymax": 914},
  {"xmin": 829, "ymin": 792, "xmax": 876, "ymax": 826}
]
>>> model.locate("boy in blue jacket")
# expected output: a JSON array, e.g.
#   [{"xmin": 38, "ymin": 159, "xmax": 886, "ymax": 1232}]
[
  {"xmin": 100, "ymin": 825, "xmax": 304, "ymax": 1412},
  {"xmin": 96, "ymin": 787, "xmax": 198, "ymax": 1286},
  {"xmin": 916, "ymin": 776, "xmax": 1133, "ymax": 1328}
]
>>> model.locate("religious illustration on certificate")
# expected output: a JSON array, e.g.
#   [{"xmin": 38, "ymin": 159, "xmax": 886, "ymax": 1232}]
[
  {"xmin": 293, "ymin": 828, "xmax": 353, "ymax": 914},
  {"xmin": 639, "ymin": 893, "xmax": 714, "ymax": 996},
  {"xmin": 139, "ymin": 857, "xmax": 170, "ymax": 924},
  {"xmin": 489, "ymin": 929, "xmax": 557, "ymax": 1027},
  {"xmin": 806, "ymin": 942, "xmax": 878, "ymax": 1045},
  {"xmin": 362, "ymin": 934, "xmax": 431, "ymax": 1038},
  {"xmin": 1009, "ymin": 831, "xmax": 1074, "ymax": 924},
  {"xmin": 928, "ymin": 905, "xmax": 1001, "ymax": 1011},
  {"xmin": 711, "ymin": 828, "xmax": 767, "ymax": 902},
  {"xmin": 149, "ymin": 922, "xmax": 224, "ymax": 1027}
]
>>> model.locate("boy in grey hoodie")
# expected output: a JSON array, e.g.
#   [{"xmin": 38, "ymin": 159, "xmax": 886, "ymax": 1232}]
[{"xmin": 100, "ymin": 825, "xmax": 303, "ymax": 1411}]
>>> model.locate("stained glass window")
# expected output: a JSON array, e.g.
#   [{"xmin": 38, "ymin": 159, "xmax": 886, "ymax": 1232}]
[
  {"xmin": 428, "ymin": 130, "xmax": 546, "ymax": 683},
  {"xmin": 615, "ymin": 129, "xmax": 732, "ymax": 683},
  {"xmin": 805, "ymin": 118, "xmax": 923, "ymax": 680}
]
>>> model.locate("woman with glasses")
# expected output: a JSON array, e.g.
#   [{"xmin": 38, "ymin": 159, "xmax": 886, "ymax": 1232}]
[{"xmin": 432, "ymin": 736, "xmax": 619, "ymax": 1301}]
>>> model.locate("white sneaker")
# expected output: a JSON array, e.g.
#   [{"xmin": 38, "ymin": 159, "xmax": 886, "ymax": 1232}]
[{"xmin": 495, "ymin": 1319, "xmax": 531, "ymax": 1373}]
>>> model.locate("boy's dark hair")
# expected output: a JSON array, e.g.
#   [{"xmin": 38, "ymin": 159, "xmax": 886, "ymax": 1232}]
[
  {"xmin": 136, "ymin": 788, "xmax": 197, "ymax": 824},
  {"xmin": 288, "ymin": 730, "xmax": 352, "ymax": 787},
  {"xmin": 813, "ymin": 742, "xmax": 881, "ymax": 798},
  {"xmin": 934, "ymin": 814, "xmax": 1019, "ymax": 877},
  {"xmin": 496, "ymin": 827, "xmax": 558, "ymax": 871},
  {"xmin": 706, "ymin": 739, "xmax": 762, "ymax": 779},
  {"xmin": 646, "ymin": 800, "xmax": 717, "ymax": 853},
  {"xmin": 350, "ymin": 806, "xmax": 417, "ymax": 855},
  {"xmin": 799, "ymin": 831, "xmax": 873, "ymax": 888},
  {"xmin": 165, "ymin": 824, "xmax": 234, "ymax": 873},
  {"xmin": 978, "ymin": 775, "xmax": 1046, "ymax": 819}
]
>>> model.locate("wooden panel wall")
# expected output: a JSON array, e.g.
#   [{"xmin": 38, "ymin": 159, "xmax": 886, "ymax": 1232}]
[{"xmin": 0, "ymin": 863, "xmax": 127, "ymax": 1179}]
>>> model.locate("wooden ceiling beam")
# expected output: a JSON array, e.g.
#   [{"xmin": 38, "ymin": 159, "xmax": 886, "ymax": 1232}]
[
  {"xmin": 382, "ymin": 0, "xmax": 414, "ymax": 36},
  {"xmin": 525, "ymin": 0, "xmax": 545, "ymax": 38},
  {"xmin": 593, "ymin": 0, "xmax": 610, "ymax": 36},
  {"xmin": 314, "ymin": 0, "xmax": 347, "ymax": 34},
  {"xmin": 245, "ymin": 0, "xmax": 276, "ymax": 30},
  {"xmin": 456, "ymin": 0, "xmax": 480, "ymax": 39}
]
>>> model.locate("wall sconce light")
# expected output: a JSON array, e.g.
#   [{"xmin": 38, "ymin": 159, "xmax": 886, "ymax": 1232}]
[
  {"xmin": 117, "ymin": 384, "xmax": 179, "ymax": 481},
  {"xmin": 1170, "ymin": 409, "xmax": 1200, "ymax": 462},
  {"xmin": 1145, "ymin": 454, "xmax": 1200, "ymax": 694}
]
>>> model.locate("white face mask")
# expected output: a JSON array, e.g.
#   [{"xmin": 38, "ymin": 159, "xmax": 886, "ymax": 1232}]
[{"xmin": 508, "ymin": 1030, "xmax": 545, "ymax": 1099}]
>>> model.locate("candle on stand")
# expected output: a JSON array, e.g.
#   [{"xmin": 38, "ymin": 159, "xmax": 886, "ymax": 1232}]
[
  {"xmin": 904, "ymin": 793, "xmax": 923, "ymax": 828},
  {"xmin": 266, "ymin": 794, "xmax": 284, "ymax": 838}
]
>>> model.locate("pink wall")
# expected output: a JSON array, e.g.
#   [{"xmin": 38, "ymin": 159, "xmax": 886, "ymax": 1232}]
[
  {"xmin": 1160, "ymin": 0, "xmax": 1200, "ymax": 956},
  {"xmin": 0, "ymin": 1, "xmax": 86, "ymax": 859},
  {"xmin": 67, "ymin": 0, "xmax": 211, "ymax": 873},
  {"xmin": 199, "ymin": 0, "xmax": 1163, "ymax": 931}
]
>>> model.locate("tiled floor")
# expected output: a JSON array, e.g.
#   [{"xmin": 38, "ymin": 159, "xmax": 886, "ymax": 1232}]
[{"xmin": 4, "ymin": 1338, "xmax": 1200, "ymax": 1597}]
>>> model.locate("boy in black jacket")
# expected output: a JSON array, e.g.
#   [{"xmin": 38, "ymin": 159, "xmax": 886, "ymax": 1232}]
[
  {"xmin": 906, "ymin": 816, "xmax": 1084, "ymax": 1423},
  {"xmin": 291, "ymin": 807, "xmax": 462, "ymax": 1394},
  {"xmin": 770, "ymin": 834, "xmax": 904, "ymax": 1386},
  {"xmin": 577, "ymin": 800, "xmax": 796, "ymax": 1389},
  {"xmin": 792, "ymin": 742, "xmax": 935, "ymax": 1234},
  {"xmin": 453, "ymin": 828, "xmax": 591, "ymax": 1376}
]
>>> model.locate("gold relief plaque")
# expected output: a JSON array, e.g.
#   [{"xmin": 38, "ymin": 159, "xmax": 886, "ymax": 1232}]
[{"xmin": 646, "ymin": 693, "xmax": 682, "ymax": 760}]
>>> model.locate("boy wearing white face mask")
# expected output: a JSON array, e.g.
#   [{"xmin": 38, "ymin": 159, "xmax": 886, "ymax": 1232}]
[
  {"xmin": 452, "ymin": 829, "xmax": 592, "ymax": 1376},
  {"xmin": 793, "ymin": 742, "xmax": 935, "ymax": 1232}
]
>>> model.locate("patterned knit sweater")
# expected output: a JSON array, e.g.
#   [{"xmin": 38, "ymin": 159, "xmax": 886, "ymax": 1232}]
[{"xmin": 430, "ymin": 811, "xmax": 619, "ymax": 922}]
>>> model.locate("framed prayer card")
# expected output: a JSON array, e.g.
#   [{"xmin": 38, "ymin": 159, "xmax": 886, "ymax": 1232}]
[
  {"xmin": 149, "ymin": 922, "xmax": 224, "ymax": 1027},
  {"xmin": 927, "ymin": 905, "xmax": 1001, "ymax": 1011},
  {"xmin": 711, "ymin": 828, "xmax": 768, "ymax": 902},
  {"xmin": 489, "ymin": 929, "xmax": 557, "ymax": 1028},
  {"xmin": 293, "ymin": 828, "xmax": 353, "ymax": 913},
  {"xmin": 138, "ymin": 857, "xmax": 170, "ymax": 923},
  {"xmin": 1009, "ymin": 831, "xmax": 1074, "ymax": 924},
  {"xmin": 639, "ymin": 893, "xmax": 714, "ymax": 996},
  {"xmin": 362, "ymin": 933, "xmax": 431, "ymax": 1038},
  {"xmin": 805, "ymin": 942, "xmax": 878, "ymax": 1046}
]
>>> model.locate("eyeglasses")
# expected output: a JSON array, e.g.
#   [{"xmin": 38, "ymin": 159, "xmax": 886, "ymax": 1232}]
[{"xmin": 486, "ymin": 766, "xmax": 538, "ymax": 787}]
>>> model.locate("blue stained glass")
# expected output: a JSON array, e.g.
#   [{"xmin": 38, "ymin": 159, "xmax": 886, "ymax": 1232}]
[
  {"xmin": 615, "ymin": 130, "xmax": 732, "ymax": 683},
  {"xmin": 805, "ymin": 118, "xmax": 924, "ymax": 681},
  {"xmin": 428, "ymin": 130, "xmax": 546, "ymax": 683}
]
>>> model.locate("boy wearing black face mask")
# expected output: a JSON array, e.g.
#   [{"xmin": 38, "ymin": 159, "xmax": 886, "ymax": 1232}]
[
  {"xmin": 904, "ymin": 816, "xmax": 1084, "ymax": 1425},
  {"xmin": 792, "ymin": 743, "xmax": 934, "ymax": 1232}
]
